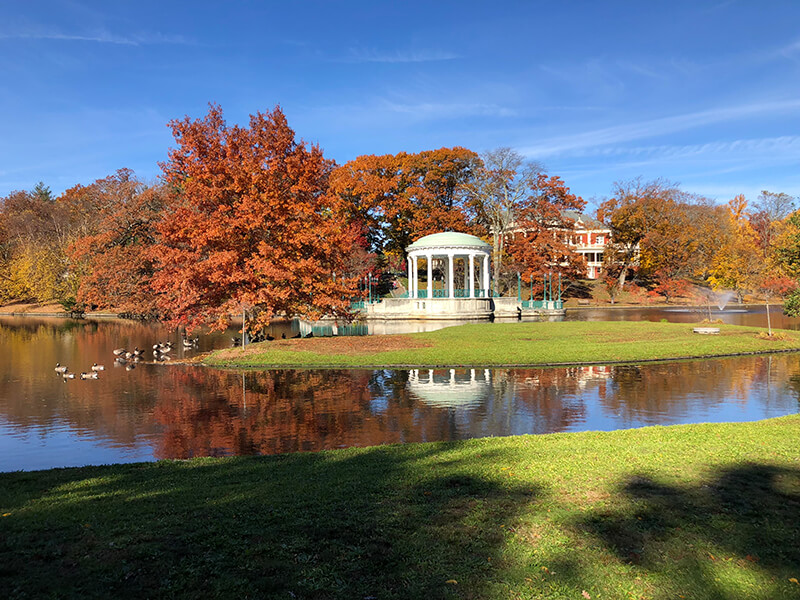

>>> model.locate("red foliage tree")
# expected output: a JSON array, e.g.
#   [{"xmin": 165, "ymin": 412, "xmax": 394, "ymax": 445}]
[
  {"xmin": 505, "ymin": 174, "xmax": 586, "ymax": 287},
  {"xmin": 650, "ymin": 271, "xmax": 690, "ymax": 304},
  {"xmin": 152, "ymin": 104, "xmax": 360, "ymax": 331},
  {"xmin": 67, "ymin": 170, "xmax": 168, "ymax": 317}
]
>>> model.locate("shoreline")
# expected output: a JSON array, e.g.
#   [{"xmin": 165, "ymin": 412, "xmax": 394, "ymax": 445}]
[
  {"xmin": 0, "ymin": 301, "xmax": 782, "ymax": 320},
  {"xmin": 201, "ymin": 321, "xmax": 800, "ymax": 369},
  {"xmin": 194, "ymin": 345, "xmax": 800, "ymax": 370}
]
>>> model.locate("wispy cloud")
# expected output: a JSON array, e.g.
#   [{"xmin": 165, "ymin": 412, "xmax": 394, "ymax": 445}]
[
  {"xmin": 338, "ymin": 48, "xmax": 460, "ymax": 63},
  {"xmin": 0, "ymin": 29, "xmax": 191, "ymax": 46},
  {"xmin": 565, "ymin": 135, "xmax": 800, "ymax": 160},
  {"xmin": 381, "ymin": 99, "xmax": 515, "ymax": 118},
  {"xmin": 520, "ymin": 99, "xmax": 800, "ymax": 158}
]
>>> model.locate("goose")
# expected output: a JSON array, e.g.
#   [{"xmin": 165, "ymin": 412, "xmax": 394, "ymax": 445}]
[
  {"xmin": 125, "ymin": 363, "xmax": 136, "ymax": 371},
  {"xmin": 54, "ymin": 363, "xmax": 68, "ymax": 374},
  {"xmin": 80, "ymin": 372, "xmax": 98, "ymax": 380},
  {"xmin": 62, "ymin": 372, "xmax": 75, "ymax": 380},
  {"xmin": 113, "ymin": 348, "xmax": 126, "ymax": 356},
  {"xmin": 265, "ymin": 334, "xmax": 275, "ymax": 341},
  {"xmin": 91, "ymin": 363, "xmax": 105, "ymax": 371},
  {"xmin": 133, "ymin": 347, "xmax": 144, "ymax": 357},
  {"xmin": 231, "ymin": 337, "xmax": 241, "ymax": 346},
  {"xmin": 291, "ymin": 332, "xmax": 302, "ymax": 339}
]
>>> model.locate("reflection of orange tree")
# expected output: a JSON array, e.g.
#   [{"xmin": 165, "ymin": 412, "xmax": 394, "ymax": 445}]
[
  {"xmin": 506, "ymin": 369, "xmax": 590, "ymax": 433},
  {"xmin": 597, "ymin": 357, "xmax": 779, "ymax": 421},
  {"xmin": 150, "ymin": 369, "xmax": 464, "ymax": 459}
]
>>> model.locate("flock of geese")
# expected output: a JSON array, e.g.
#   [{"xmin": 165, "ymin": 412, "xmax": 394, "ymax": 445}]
[
  {"xmin": 54, "ymin": 336, "xmax": 200, "ymax": 381},
  {"xmin": 54, "ymin": 362, "xmax": 103, "ymax": 380}
]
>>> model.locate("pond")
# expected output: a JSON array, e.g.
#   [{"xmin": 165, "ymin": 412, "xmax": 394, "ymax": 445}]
[{"xmin": 2, "ymin": 311, "xmax": 799, "ymax": 472}]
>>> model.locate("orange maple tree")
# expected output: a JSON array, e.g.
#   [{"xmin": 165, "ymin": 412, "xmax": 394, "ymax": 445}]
[
  {"xmin": 151, "ymin": 104, "xmax": 360, "ymax": 332},
  {"xmin": 329, "ymin": 147, "xmax": 481, "ymax": 257}
]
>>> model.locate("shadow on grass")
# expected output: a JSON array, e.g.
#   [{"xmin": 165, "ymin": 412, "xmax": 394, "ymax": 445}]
[
  {"xmin": 0, "ymin": 444, "xmax": 538, "ymax": 599},
  {"xmin": 576, "ymin": 463, "xmax": 800, "ymax": 599}
]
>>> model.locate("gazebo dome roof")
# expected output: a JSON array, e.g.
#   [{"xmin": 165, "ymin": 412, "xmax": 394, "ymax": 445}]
[{"xmin": 406, "ymin": 232, "xmax": 491, "ymax": 252}]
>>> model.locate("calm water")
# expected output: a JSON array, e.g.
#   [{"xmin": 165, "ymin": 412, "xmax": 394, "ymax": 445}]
[{"xmin": 1, "ymin": 310, "xmax": 799, "ymax": 472}]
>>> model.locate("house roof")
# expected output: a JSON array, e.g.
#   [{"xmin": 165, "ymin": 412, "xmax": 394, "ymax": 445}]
[{"xmin": 562, "ymin": 210, "xmax": 606, "ymax": 230}]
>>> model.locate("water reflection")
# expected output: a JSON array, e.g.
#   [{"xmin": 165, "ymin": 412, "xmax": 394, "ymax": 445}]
[
  {"xmin": 0, "ymin": 317, "xmax": 799, "ymax": 471},
  {"xmin": 407, "ymin": 368, "xmax": 492, "ymax": 409}
]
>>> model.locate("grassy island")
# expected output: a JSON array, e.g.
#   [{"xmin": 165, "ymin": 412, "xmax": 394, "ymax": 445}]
[
  {"xmin": 2, "ymin": 416, "xmax": 799, "ymax": 599},
  {"xmin": 202, "ymin": 321, "xmax": 800, "ymax": 368}
]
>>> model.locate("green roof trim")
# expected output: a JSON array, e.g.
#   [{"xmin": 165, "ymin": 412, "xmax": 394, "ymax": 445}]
[{"xmin": 406, "ymin": 232, "xmax": 491, "ymax": 251}]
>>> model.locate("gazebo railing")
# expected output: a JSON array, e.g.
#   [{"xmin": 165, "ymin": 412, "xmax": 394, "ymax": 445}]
[
  {"xmin": 382, "ymin": 289, "xmax": 493, "ymax": 299},
  {"xmin": 522, "ymin": 299, "xmax": 564, "ymax": 310}
]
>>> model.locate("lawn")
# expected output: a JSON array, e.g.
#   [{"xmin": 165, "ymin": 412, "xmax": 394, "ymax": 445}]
[
  {"xmin": 202, "ymin": 321, "xmax": 800, "ymax": 368},
  {"xmin": 2, "ymin": 416, "xmax": 799, "ymax": 599}
]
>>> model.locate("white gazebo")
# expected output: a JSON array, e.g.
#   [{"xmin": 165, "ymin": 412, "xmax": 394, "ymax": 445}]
[
  {"xmin": 405, "ymin": 232, "xmax": 491, "ymax": 300},
  {"xmin": 352, "ymin": 230, "xmax": 564, "ymax": 321},
  {"xmin": 363, "ymin": 231, "xmax": 494, "ymax": 320}
]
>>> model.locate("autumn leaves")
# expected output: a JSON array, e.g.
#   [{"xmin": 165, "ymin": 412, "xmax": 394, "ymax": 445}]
[{"xmin": 0, "ymin": 103, "xmax": 592, "ymax": 331}]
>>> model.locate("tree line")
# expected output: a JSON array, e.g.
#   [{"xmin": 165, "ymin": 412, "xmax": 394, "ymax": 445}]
[
  {"xmin": 1, "ymin": 103, "xmax": 797, "ymax": 331},
  {"xmin": 598, "ymin": 180, "xmax": 799, "ymax": 315}
]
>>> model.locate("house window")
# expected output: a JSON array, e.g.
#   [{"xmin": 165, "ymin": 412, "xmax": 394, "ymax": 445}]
[{"xmin": 596, "ymin": 235, "xmax": 604, "ymax": 244}]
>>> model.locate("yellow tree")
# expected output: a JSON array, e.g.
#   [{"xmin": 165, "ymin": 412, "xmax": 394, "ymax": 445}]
[{"xmin": 708, "ymin": 195, "xmax": 763, "ymax": 303}]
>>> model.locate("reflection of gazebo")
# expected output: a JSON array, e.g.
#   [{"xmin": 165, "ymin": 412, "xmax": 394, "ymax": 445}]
[
  {"xmin": 406, "ymin": 232, "xmax": 491, "ymax": 299},
  {"xmin": 407, "ymin": 368, "xmax": 492, "ymax": 409}
]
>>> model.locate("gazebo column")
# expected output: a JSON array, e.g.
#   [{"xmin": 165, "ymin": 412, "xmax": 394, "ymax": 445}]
[
  {"xmin": 426, "ymin": 253, "xmax": 433, "ymax": 299},
  {"xmin": 468, "ymin": 253, "xmax": 475, "ymax": 298},
  {"xmin": 412, "ymin": 255, "xmax": 419, "ymax": 298},
  {"xmin": 407, "ymin": 256, "xmax": 414, "ymax": 298},
  {"xmin": 482, "ymin": 255, "xmax": 490, "ymax": 298},
  {"xmin": 447, "ymin": 252, "xmax": 455, "ymax": 298},
  {"xmin": 462, "ymin": 256, "xmax": 468, "ymax": 294}
]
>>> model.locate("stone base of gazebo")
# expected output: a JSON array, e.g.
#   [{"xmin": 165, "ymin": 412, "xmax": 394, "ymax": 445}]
[
  {"xmin": 364, "ymin": 297, "xmax": 493, "ymax": 320},
  {"xmin": 361, "ymin": 297, "xmax": 565, "ymax": 321},
  {"xmin": 492, "ymin": 297, "xmax": 566, "ymax": 319}
]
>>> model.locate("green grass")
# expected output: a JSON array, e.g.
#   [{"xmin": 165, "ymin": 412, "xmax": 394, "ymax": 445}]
[
  {"xmin": 2, "ymin": 416, "xmax": 799, "ymax": 599},
  {"xmin": 204, "ymin": 321, "xmax": 800, "ymax": 368}
]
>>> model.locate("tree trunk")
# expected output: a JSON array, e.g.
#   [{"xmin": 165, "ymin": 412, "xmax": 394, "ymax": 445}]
[
  {"xmin": 617, "ymin": 266, "xmax": 628, "ymax": 290},
  {"xmin": 766, "ymin": 297, "xmax": 772, "ymax": 336},
  {"xmin": 492, "ymin": 232, "xmax": 502, "ymax": 296}
]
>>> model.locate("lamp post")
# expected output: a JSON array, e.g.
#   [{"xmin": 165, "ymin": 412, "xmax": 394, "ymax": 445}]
[{"xmin": 558, "ymin": 272, "xmax": 562, "ymax": 303}]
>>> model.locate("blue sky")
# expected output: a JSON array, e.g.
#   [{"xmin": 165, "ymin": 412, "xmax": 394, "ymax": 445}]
[{"xmin": 1, "ymin": 1, "xmax": 799, "ymax": 210}]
